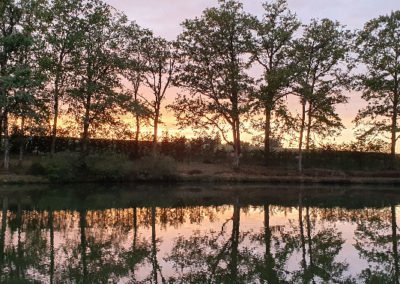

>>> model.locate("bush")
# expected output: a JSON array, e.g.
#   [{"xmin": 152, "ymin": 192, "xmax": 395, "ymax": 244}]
[
  {"xmin": 84, "ymin": 152, "xmax": 132, "ymax": 181},
  {"xmin": 132, "ymin": 155, "xmax": 177, "ymax": 181},
  {"xmin": 29, "ymin": 152, "xmax": 178, "ymax": 183},
  {"xmin": 33, "ymin": 152, "xmax": 80, "ymax": 183},
  {"xmin": 29, "ymin": 162, "xmax": 46, "ymax": 176}
]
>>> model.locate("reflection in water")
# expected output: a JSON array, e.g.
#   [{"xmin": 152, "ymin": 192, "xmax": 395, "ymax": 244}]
[{"xmin": 0, "ymin": 185, "xmax": 399, "ymax": 283}]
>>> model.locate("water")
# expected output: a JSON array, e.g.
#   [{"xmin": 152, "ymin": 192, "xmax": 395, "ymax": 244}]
[{"xmin": 0, "ymin": 184, "xmax": 400, "ymax": 283}]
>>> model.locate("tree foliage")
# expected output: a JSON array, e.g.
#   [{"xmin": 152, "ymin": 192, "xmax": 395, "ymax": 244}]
[
  {"xmin": 355, "ymin": 11, "xmax": 400, "ymax": 160},
  {"xmin": 170, "ymin": 0, "xmax": 254, "ymax": 167}
]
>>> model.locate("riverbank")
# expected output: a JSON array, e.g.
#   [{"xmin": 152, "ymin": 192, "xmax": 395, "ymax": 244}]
[{"xmin": 1, "ymin": 162, "xmax": 400, "ymax": 185}]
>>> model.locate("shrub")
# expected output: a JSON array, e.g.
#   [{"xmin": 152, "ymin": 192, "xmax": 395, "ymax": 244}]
[
  {"xmin": 132, "ymin": 155, "xmax": 177, "ymax": 181},
  {"xmin": 84, "ymin": 152, "xmax": 132, "ymax": 181},
  {"xmin": 35, "ymin": 152, "xmax": 80, "ymax": 183},
  {"xmin": 29, "ymin": 162, "xmax": 46, "ymax": 176}
]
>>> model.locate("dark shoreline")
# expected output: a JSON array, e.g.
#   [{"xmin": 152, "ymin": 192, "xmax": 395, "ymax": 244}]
[{"xmin": 1, "ymin": 173, "xmax": 400, "ymax": 186}]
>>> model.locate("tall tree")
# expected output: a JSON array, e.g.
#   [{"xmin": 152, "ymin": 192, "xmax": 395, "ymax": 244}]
[
  {"xmin": 170, "ymin": 0, "xmax": 253, "ymax": 168},
  {"xmin": 0, "ymin": 0, "xmax": 43, "ymax": 169},
  {"xmin": 41, "ymin": 0, "xmax": 82, "ymax": 155},
  {"xmin": 68, "ymin": 0, "xmax": 129, "ymax": 154},
  {"xmin": 250, "ymin": 0, "xmax": 299, "ymax": 158},
  {"xmin": 122, "ymin": 22, "xmax": 152, "ymax": 154},
  {"xmin": 355, "ymin": 11, "xmax": 400, "ymax": 164},
  {"xmin": 291, "ymin": 19, "xmax": 352, "ymax": 172},
  {"xmin": 141, "ymin": 35, "xmax": 175, "ymax": 152}
]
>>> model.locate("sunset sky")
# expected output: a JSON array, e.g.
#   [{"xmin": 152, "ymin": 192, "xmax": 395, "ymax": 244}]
[{"xmin": 104, "ymin": 0, "xmax": 400, "ymax": 147}]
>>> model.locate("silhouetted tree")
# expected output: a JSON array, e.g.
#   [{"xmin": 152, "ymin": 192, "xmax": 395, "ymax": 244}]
[
  {"xmin": 355, "ymin": 11, "xmax": 400, "ymax": 164},
  {"xmin": 171, "ymin": 0, "xmax": 254, "ymax": 168},
  {"xmin": 249, "ymin": 0, "xmax": 299, "ymax": 158},
  {"xmin": 290, "ymin": 19, "xmax": 352, "ymax": 171}
]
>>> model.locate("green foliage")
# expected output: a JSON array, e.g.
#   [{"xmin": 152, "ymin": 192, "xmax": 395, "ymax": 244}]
[
  {"xmin": 133, "ymin": 155, "xmax": 177, "ymax": 181},
  {"xmin": 84, "ymin": 152, "xmax": 131, "ymax": 181},
  {"xmin": 355, "ymin": 10, "xmax": 400, "ymax": 156},
  {"xmin": 171, "ymin": 0, "xmax": 254, "ymax": 167},
  {"xmin": 249, "ymin": 0, "xmax": 299, "ymax": 152},
  {"xmin": 67, "ymin": 0, "xmax": 130, "ymax": 152},
  {"xmin": 291, "ymin": 18, "xmax": 353, "ymax": 142},
  {"xmin": 34, "ymin": 152, "xmax": 80, "ymax": 182},
  {"xmin": 29, "ymin": 151, "xmax": 178, "ymax": 182}
]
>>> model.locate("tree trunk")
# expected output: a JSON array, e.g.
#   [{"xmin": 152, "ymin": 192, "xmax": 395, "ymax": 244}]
[
  {"xmin": 50, "ymin": 91, "xmax": 59, "ymax": 155},
  {"xmin": 18, "ymin": 117, "xmax": 25, "ymax": 166},
  {"xmin": 153, "ymin": 107, "xmax": 159, "ymax": 155},
  {"xmin": 135, "ymin": 113, "xmax": 140, "ymax": 156},
  {"xmin": 232, "ymin": 119, "xmax": 241, "ymax": 169},
  {"xmin": 306, "ymin": 104, "xmax": 312, "ymax": 151},
  {"xmin": 82, "ymin": 95, "xmax": 91, "ymax": 155},
  {"xmin": 298, "ymin": 100, "xmax": 306, "ymax": 173},
  {"xmin": 3, "ymin": 111, "xmax": 9, "ymax": 170},
  {"xmin": 264, "ymin": 109, "xmax": 271, "ymax": 161},
  {"xmin": 392, "ymin": 93, "xmax": 398, "ymax": 169}
]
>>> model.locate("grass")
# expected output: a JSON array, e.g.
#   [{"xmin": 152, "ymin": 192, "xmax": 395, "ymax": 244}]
[{"xmin": 2, "ymin": 155, "xmax": 400, "ymax": 185}]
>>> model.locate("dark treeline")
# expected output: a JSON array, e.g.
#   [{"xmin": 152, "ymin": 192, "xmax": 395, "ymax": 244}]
[
  {"xmin": 1, "ymin": 0, "xmax": 399, "ymax": 171},
  {"xmin": 7, "ymin": 135, "xmax": 399, "ymax": 172}
]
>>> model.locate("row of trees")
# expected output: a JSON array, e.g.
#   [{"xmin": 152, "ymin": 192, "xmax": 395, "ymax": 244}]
[{"xmin": 1, "ymin": 0, "xmax": 399, "ymax": 170}]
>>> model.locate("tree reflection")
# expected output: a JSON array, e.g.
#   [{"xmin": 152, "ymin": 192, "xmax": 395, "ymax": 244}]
[
  {"xmin": 278, "ymin": 194, "xmax": 350, "ymax": 283},
  {"xmin": 120, "ymin": 207, "xmax": 151, "ymax": 282},
  {"xmin": 250, "ymin": 202, "xmax": 291, "ymax": 283},
  {"xmin": 1, "ymin": 202, "xmax": 49, "ymax": 282},
  {"xmin": 0, "ymin": 196, "xmax": 8, "ymax": 280},
  {"xmin": 354, "ymin": 204, "xmax": 400, "ymax": 283},
  {"xmin": 166, "ymin": 197, "xmax": 253, "ymax": 283}
]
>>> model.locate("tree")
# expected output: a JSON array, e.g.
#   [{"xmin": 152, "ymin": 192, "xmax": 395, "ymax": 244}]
[
  {"xmin": 0, "ymin": 0, "xmax": 33, "ymax": 169},
  {"xmin": 355, "ymin": 11, "xmax": 400, "ymax": 164},
  {"xmin": 291, "ymin": 19, "xmax": 352, "ymax": 172},
  {"xmin": 141, "ymin": 35, "xmax": 175, "ymax": 152},
  {"xmin": 170, "ymin": 0, "xmax": 253, "ymax": 168},
  {"xmin": 67, "ymin": 0, "xmax": 129, "ymax": 154},
  {"xmin": 249, "ymin": 0, "xmax": 299, "ymax": 158},
  {"xmin": 41, "ymin": 0, "xmax": 83, "ymax": 155},
  {"xmin": 122, "ymin": 22, "xmax": 152, "ymax": 154}
]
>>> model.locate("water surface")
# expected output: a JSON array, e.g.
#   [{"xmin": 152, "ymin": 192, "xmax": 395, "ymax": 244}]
[{"xmin": 0, "ymin": 184, "xmax": 399, "ymax": 283}]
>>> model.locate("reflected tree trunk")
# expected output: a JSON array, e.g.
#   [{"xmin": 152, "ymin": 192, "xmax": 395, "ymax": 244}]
[
  {"xmin": 299, "ymin": 193, "xmax": 307, "ymax": 279},
  {"xmin": 306, "ymin": 205, "xmax": 314, "ymax": 283},
  {"xmin": 131, "ymin": 206, "xmax": 137, "ymax": 280},
  {"xmin": 151, "ymin": 206, "xmax": 165, "ymax": 283},
  {"xmin": 79, "ymin": 210, "xmax": 87, "ymax": 282},
  {"xmin": 0, "ymin": 197, "xmax": 8, "ymax": 266},
  {"xmin": 264, "ymin": 202, "xmax": 278, "ymax": 283},
  {"xmin": 0, "ymin": 197, "xmax": 8, "ymax": 281},
  {"xmin": 133, "ymin": 207, "xmax": 137, "ymax": 252},
  {"xmin": 49, "ymin": 210, "xmax": 55, "ymax": 284},
  {"xmin": 16, "ymin": 203, "xmax": 22, "ymax": 280},
  {"xmin": 228, "ymin": 197, "xmax": 240, "ymax": 282},
  {"xmin": 392, "ymin": 204, "xmax": 399, "ymax": 284}
]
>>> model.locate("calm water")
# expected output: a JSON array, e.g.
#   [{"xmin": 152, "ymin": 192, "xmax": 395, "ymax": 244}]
[{"xmin": 0, "ymin": 184, "xmax": 400, "ymax": 283}]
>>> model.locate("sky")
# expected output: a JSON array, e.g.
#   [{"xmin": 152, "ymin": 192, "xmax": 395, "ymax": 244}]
[{"xmin": 104, "ymin": 0, "xmax": 400, "ymax": 146}]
